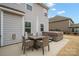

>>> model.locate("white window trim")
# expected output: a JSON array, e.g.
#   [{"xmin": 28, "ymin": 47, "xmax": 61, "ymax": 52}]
[{"xmin": 1, "ymin": 10, "xmax": 3, "ymax": 46}]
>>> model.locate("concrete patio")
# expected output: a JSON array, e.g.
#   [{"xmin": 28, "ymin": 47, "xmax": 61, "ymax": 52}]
[{"xmin": 0, "ymin": 39, "xmax": 69, "ymax": 56}]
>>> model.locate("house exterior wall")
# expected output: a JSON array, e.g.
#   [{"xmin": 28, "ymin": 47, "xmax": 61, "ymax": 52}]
[
  {"xmin": 0, "ymin": 3, "xmax": 49, "ymax": 34},
  {"xmin": 3, "ymin": 11, "xmax": 23, "ymax": 46},
  {"xmin": 0, "ymin": 3, "xmax": 48, "ymax": 46},
  {"xmin": 0, "ymin": 3, "xmax": 25, "ymax": 13},
  {"xmin": 0, "ymin": 4, "xmax": 25, "ymax": 46},
  {"xmin": 24, "ymin": 4, "xmax": 48, "ymax": 34},
  {"xmin": 49, "ymin": 20, "xmax": 71, "ymax": 33}
]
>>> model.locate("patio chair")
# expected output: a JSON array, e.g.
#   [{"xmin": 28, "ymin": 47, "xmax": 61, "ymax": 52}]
[
  {"xmin": 42, "ymin": 32, "xmax": 52, "ymax": 42},
  {"xmin": 22, "ymin": 36, "xmax": 34, "ymax": 54},
  {"xmin": 36, "ymin": 36, "xmax": 50, "ymax": 55}
]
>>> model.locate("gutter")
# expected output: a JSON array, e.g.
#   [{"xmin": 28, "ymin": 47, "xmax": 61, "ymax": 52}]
[{"xmin": 0, "ymin": 6, "xmax": 25, "ymax": 16}]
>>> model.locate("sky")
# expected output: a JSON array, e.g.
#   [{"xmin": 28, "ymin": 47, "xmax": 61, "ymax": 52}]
[{"xmin": 48, "ymin": 3, "xmax": 79, "ymax": 23}]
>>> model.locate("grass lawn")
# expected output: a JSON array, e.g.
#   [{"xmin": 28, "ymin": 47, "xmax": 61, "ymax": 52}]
[{"xmin": 57, "ymin": 34, "xmax": 79, "ymax": 56}]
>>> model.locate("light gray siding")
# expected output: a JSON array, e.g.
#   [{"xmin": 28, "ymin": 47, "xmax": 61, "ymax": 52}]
[
  {"xmin": 0, "ymin": 3, "xmax": 25, "ymax": 12},
  {"xmin": 0, "ymin": 3, "xmax": 49, "ymax": 34},
  {"xmin": 24, "ymin": 4, "xmax": 48, "ymax": 34},
  {"xmin": 0, "ymin": 3, "xmax": 48, "ymax": 46},
  {"xmin": 3, "ymin": 11, "xmax": 23, "ymax": 45}
]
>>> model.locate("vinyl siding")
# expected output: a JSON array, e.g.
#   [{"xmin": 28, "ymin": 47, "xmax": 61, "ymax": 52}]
[
  {"xmin": 3, "ymin": 11, "xmax": 23, "ymax": 45},
  {"xmin": 24, "ymin": 4, "xmax": 48, "ymax": 34},
  {"xmin": 0, "ymin": 3, "xmax": 48, "ymax": 46},
  {"xmin": 0, "ymin": 3, "xmax": 25, "ymax": 13}
]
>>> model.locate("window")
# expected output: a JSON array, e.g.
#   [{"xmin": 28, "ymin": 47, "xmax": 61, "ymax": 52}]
[
  {"xmin": 40, "ymin": 24, "xmax": 44, "ymax": 32},
  {"xmin": 25, "ymin": 22, "xmax": 31, "ymax": 33},
  {"xmin": 27, "ymin": 4, "xmax": 32, "ymax": 11},
  {"xmin": 44, "ymin": 13, "xmax": 48, "ymax": 16},
  {"xmin": 74, "ymin": 28, "xmax": 79, "ymax": 32}
]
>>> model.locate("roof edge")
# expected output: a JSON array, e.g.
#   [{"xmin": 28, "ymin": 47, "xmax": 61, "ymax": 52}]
[
  {"xmin": 49, "ymin": 15, "xmax": 74, "ymax": 23},
  {"xmin": 37, "ymin": 3, "xmax": 49, "ymax": 10}
]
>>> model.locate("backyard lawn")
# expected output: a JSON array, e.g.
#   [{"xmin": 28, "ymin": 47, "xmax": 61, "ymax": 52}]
[{"xmin": 58, "ymin": 34, "xmax": 79, "ymax": 56}]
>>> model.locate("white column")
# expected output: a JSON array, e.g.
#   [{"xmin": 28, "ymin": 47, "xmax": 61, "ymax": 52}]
[
  {"xmin": 1, "ymin": 10, "xmax": 3, "ymax": 46},
  {"xmin": 36, "ymin": 16, "xmax": 39, "ymax": 33},
  {"xmin": 22, "ymin": 16, "xmax": 24, "ymax": 36}
]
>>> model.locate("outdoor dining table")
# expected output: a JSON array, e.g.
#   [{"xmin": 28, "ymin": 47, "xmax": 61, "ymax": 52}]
[{"xmin": 28, "ymin": 35, "xmax": 46, "ymax": 49}]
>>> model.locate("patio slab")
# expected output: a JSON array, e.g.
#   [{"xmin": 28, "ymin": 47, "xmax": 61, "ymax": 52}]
[{"xmin": 0, "ymin": 39, "xmax": 69, "ymax": 56}]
